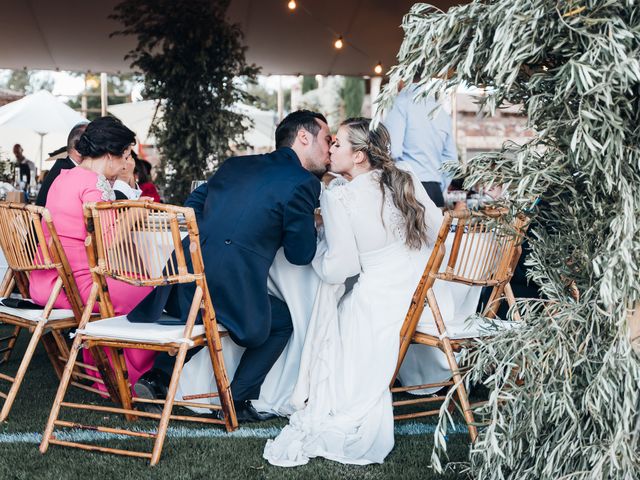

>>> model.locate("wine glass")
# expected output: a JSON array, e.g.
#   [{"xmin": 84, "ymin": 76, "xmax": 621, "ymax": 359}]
[{"xmin": 190, "ymin": 180, "xmax": 206, "ymax": 192}]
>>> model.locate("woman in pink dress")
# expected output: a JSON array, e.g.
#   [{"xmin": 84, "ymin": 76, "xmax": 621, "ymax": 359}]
[{"xmin": 30, "ymin": 116, "xmax": 156, "ymax": 388}]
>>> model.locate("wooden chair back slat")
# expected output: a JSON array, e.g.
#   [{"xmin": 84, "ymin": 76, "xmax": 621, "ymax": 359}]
[
  {"xmin": 84, "ymin": 200, "xmax": 198, "ymax": 287},
  {"xmin": 0, "ymin": 203, "xmax": 54, "ymax": 271},
  {"xmin": 436, "ymin": 209, "xmax": 527, "ymax": 286},
  {"xmin": 0, "ymin": 202, "xmax": 84, "ymax": 319}
]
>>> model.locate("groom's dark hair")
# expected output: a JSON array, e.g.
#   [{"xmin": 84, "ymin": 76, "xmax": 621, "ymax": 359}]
[{"xmin": 275, "ymin": 110, "xmax": 328, "ymax": 149}]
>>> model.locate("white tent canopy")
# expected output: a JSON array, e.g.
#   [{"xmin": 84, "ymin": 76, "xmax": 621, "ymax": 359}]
[
  {"xmin": 0, "ymin": 0, "xmax": 461, "ymax": 75},
  {"xmin": 0, "ymin": 90, "xmax": 86, "ymax": 169},
  {"xmin": 108, "ymin": 100, "xmax": 277, "ymax": 151},
  {"xmin": 108, "ymin": 100, "xmax": 162, "ymax": 145}
]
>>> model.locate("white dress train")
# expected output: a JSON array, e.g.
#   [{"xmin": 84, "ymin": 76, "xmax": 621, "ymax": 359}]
[{"xmin": 263, "ymin": 169, "xmax": 444, "ymax": 466}]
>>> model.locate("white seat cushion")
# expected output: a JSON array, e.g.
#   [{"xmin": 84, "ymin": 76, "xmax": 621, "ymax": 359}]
[
  {"xmin": 78, "ymin": 313, "xmax": 226, "ymax": 345},
  {"xmin": 0, "ymin": 297, "xmax": 74, "ymax": 323},
  {"xmin": 416, "ymin": 316, "xmax": 518, "ymax": 339}
]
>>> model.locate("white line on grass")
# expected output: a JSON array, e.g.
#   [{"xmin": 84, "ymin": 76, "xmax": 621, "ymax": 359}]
[{"xmin": 0, "ymin": 422, "xmax": 468, "ymax": 444}]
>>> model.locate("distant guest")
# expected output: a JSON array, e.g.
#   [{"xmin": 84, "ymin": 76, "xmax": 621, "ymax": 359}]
[
  {"xmin": 135, "ymin": 155, "xmax": 161, "ymax": 202},
  {"xmin": 13, "ymin": 144, "xmax": 37, "ymax": 185},
  {"xmin": 36, "ymin": 121, "xmax": 89, "ymax": 207},
  {"xmin": 113, "ymin": 150, "xmax": 142, "ymax": 200}
]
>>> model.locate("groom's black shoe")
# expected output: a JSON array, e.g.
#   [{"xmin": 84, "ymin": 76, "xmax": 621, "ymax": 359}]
[
  {"xmin": 134, "ymin": 368, "xmax": 170, "ymax": 414},
  {"xmin": 233, "ymin": 400, "xmax": 278, "ymax": 423}
]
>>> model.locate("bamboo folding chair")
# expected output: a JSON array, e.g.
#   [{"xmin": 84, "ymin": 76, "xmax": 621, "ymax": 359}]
[
  {"xmin": 391, "ymin": 208, "xmax": 528, "ymax": 442},
  {"xmin": 0, "ymin": 202, "xmax": 101, "ymax": 422},
  {"xmin": 40, "ymin": 200, "xmax": 237, "ymax": 466}
]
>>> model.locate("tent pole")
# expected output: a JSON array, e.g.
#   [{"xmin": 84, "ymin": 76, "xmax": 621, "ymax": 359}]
[
  {"xmin": 38, "ymin": 132, "xmax": 45, "ymax": 173},
  {"xmin": 100, "ymin": 73, "xmax": 108, "ymax": 116},
  {"xmin": 277, "ymin": 76, "xmax": 284, "ymax": 121}
]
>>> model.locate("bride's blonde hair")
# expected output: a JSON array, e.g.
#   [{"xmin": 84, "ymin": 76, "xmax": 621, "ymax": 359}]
[{"xmin": 341, "ymin": 117, "xmax": 429, "ymax": 249}]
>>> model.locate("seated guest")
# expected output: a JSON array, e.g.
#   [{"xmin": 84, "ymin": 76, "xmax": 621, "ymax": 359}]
[
  {"xmin": 113, "ymin": 150, "xmax": 142, "ymax": 200},
  {"xmin": 35, "ymin": 121, "xmax": 89, "ymax": 207},
  {"xmin": 29, "ymin": 116, "xmax": 156, "ymax": 387},
  {"xmin": 135, "ymin": 155, "xmax": 161, "ymax": 202}
]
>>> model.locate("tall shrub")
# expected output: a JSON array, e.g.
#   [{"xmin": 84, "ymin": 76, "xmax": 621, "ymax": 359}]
[
  {"xmin": 111, "ymin": 0, "xmax": 259, "ymax": 203},
  {"xmin": 377, "ymin": 2, "xmax": 640, "ymax": 479},
  {"xmin": 341, "ymin": 76, "xmax": 365, "ymax": 118}
]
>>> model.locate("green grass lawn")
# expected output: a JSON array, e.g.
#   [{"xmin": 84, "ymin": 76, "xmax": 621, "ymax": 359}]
[{"xmin": 0, "ymin": 325, "xmax": 471, "ymax": 479}]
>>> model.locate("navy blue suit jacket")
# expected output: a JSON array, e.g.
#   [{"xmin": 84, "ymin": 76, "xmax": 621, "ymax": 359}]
[{"xmin": 127, "ymin": 147, "xmax": 320, "ymax": 348}]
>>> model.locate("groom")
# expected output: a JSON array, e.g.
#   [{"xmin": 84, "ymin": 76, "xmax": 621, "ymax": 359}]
[{"xmin": 129, "ymin": 110, "xmax": 331, "ymax": 422}]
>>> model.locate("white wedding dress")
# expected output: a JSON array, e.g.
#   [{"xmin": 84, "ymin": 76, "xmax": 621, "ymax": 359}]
[{"xmin": 263, "ymin": 168, "xmax": 444, "ymax": 466}]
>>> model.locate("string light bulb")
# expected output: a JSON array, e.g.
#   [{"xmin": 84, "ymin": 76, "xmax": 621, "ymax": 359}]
[
  {"xmin": 334, "ymin": 36, "xmax": 344, "ymax": 50},
  {"xmin": 374, "ymin": 62, "xmax": 383, "ymax": 75},
  {"xmin": 287, "ymin": 0, "xmax": 296, "ymax": 10}
]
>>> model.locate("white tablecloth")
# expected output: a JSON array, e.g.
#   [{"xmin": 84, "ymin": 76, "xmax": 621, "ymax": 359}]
[
  {"xmin": 177, "ymin": 248, "xmax": 319, "ymax": 415},
  {"xmin": 0, "ymin": 250, "xmax": 7, "ymax": 284},
  {"xmin": 176, "ymin": 230, "xmax": 489, "ymax": 413}
]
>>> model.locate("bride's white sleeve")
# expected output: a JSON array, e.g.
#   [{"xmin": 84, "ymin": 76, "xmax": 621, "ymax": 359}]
[
  {"xmin": 312, "ymin": 187, "xmax": 360, "ymax": 284},
  {"xmin": 396, "ymin": 161, "xmax": 444, "ymax": 246}
]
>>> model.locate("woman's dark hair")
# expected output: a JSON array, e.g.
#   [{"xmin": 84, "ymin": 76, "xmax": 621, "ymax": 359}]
[
  {"xmin": 134, "ymin": 156, "xmax": 153, "ymax": 184},
  {"xmin": 275, "ymin": 110, "xmax": 327, "ymax": 149},
  {"xmin": 75, "ymin": 116, "xmax": 136, "ymax": 158}
]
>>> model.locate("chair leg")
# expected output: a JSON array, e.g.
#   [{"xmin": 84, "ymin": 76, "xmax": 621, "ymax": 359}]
[
  {"xmin": 41, "ymin": 332, "xmax": 65, "ymax": 380},
  {"xmin": 206, "ymin": 339, "xmax": 237, "ymax": 432},
  {"xmin": 450, "ymin": 366, "xmax": 478, "ymax": 442},
  {"xmin": 109, "ymin": 347, "xmax": 136, "ymax": 421},
  {"xmin": 482, "ymin": 285, "xmax": 505, "ymax": 319},
  {"xmin": 503, "ymin": 283, "xmax": 521, "ymax": 321},
  {"xmin": 0, "ymin": 321, "xmax": 45, "ymax": 422},
  {"xmin": 0, "ymin": 325, "xmax": 22, "ymax": 365},
  {"xmin": 40, "ymin": 333, "xmax": 84, "ymax": 453},
  {"xmin": 89, "ymin": 346, "xmax": 123, "ymax": 405},
  {"xmin": 150, "ymin": 344, "xmax": 189, "ymax": 466},
  {"xmin": 440, "ymin": 337, "xmax": 478, "ymax": 442},
  {"xmin": 426, "ymin": 290, "xmax": 478, "ymax": 442}
]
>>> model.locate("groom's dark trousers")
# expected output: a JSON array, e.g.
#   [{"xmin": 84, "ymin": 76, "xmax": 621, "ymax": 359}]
[{"xmin": 127, "ymin": 147, "xmax": 321, "ymax": 402}]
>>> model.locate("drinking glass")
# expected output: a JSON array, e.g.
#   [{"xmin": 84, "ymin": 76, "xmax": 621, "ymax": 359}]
[{"xmin": 190, "ymin": 180, "xmax": 206, "ymax": 192}]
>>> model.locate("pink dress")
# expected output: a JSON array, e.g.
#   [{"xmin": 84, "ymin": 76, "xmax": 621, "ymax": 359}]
[{"xmin": 30, "ymin": 167, "xmax": 156, "ymax": 388}]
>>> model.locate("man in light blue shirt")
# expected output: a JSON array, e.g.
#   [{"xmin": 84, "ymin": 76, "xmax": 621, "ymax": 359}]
[{"xmin": 384, "ymin": 83, "xmax": 457, "ymax": 207}]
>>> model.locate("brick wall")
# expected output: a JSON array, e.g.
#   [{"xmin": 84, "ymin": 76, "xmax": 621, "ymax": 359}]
[{"xmin": 455, "ymin": 93, "xmax": 534, "ymax": 163}]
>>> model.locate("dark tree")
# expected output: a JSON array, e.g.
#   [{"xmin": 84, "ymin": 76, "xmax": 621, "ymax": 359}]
[
  {"xmin": 111, "ymin": 0, "xmax": 259, "ymax": 203},
  {"xmin": 341, "ymin": 77, "xmax": 365, "ymax": 118},
  {"xmin": 302, "ymin": 75, "xmax": 318, "ymax": 94}
]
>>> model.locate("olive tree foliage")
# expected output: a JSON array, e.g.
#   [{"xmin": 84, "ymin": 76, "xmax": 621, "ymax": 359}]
[
  {"xmin": 376, "ymin": 2, "xmax": 640, "ymax": 479},
  {"xmin": 111, "ymin": 0, "xmax": 259, "ymax": 203}
]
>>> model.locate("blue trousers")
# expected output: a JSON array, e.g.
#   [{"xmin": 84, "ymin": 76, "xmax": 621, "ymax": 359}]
[{"xmin": 153, "ymin": 294, "xmax": 293, "ymax": 402}]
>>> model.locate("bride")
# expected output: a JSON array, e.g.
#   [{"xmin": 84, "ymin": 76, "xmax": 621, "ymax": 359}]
[{"xmin": 263, "ymin": 117, "xmax": 443, "ymax": 466}]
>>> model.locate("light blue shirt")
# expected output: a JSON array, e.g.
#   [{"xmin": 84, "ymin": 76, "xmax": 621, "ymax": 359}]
[{"xmin": 383, "ymin": 85, "xmax": 458, "ymax": 189}]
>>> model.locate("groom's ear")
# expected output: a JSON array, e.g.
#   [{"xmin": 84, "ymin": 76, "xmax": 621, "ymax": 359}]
[{"xmin": 297, "ymin": 128, "xmax": 311, "ymax": 146}]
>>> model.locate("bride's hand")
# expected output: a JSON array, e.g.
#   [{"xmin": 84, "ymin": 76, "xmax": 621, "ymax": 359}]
[
  {"xmin": 321, "ymin": 172, "xmax": 335, "ymax": 186},
  {"xmin": 314, "ymin": 208, "xmax": 323, "ymax": 228}
]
